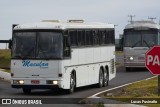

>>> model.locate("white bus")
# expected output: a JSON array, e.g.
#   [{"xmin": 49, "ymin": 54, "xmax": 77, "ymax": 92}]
[
  {"xmin": 10, "ymin": 20, "xmax": 116, "ymax": 94},
  {"xmin": 123, "ymin": 20, "xmax": 159, "ymax": 71}
]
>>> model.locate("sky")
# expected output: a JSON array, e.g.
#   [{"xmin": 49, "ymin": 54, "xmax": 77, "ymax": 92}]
[{"xmin": 0, "ymin": 0, "xmax": 160, "ymax": 48}]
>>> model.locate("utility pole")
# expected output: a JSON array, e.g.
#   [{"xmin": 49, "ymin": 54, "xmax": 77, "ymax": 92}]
[
  {"xmin": 128, "ymin": 15, "xmax": 135, "ymax": 24},
  {"xmin": 148, "ymin": 17, "xmax": 156, "ymax": 21}
]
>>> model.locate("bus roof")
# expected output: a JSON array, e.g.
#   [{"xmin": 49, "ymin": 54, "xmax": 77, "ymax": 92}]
[
  {"xmin": 14, "ymin": 20, "xmax": 114, "ymax": 30},
  {"xmin": 125, "ymin": 20, "xmax": 159, "ymax": 29}
]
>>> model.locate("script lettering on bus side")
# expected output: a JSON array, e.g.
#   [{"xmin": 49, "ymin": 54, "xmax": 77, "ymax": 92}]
[{"xmin": 22, "ymin": 60, "xmax": 48, "ymax": 68}]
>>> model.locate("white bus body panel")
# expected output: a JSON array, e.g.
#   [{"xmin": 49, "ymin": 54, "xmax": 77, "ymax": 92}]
[
  {"xmin": 11, "ymin": 60, "xmax": 60, "ymax": 78},
  {"xmin": 63, "ymin": 46, "xmax": 116, "ymax": 88},
  {"xmin": 11, "ymin": 60, "xmax": 65, "ymax": 88},
  {"xmin": 11, "ymin": 47, "xmax": 116, "ymax": 90}
]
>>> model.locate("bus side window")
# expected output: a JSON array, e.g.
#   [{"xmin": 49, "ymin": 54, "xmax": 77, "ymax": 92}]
[
  {"xmin": 86, "ymin": 30, "xmax": 93, "ymax": 46},
  {"xmin": 64, "ymin": 31, "xmax": 71, "ymax": 58},
  {"xmin": 93, "ymin": 30, "xmax": 99, "ymax": 45},
  {"xmin": 105, "ymin": 30, "xmax": 109, "ymax": 44},
  {"xmin": 77, "ymin": 30, "xmax": 85, "ymax": 46},
  {"xmin": 111, "ymin": 29, "xmax": 115, "ymax": 44},
  {"xmin": 69, "ymin": 30, "xmax": 78, "ymax": 47},
  {"xmin": 99, "ymin": 30, "xmax": 106, "ymax": 45},
  {"xmin": 105, "ymin": 29, "xmax": 115, "ymax": 45}
]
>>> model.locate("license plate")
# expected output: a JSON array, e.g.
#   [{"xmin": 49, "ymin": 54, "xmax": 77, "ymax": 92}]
[{"xmin": 31, "ymin": 80, "xmax": 40, "ymax": 84}]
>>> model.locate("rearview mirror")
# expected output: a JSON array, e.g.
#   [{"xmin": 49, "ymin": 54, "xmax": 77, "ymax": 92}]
[
  {"xmin": 67, "ymin": 36, "xmax": 71, "ymax": 46},
  {"xmin": 64, "ymin": 35, "xmax": 71, "ymax": 47}
]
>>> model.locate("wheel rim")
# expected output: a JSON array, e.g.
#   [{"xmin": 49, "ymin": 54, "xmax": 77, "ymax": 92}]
[
  {"xmin": 100, "ymin": 71, "xmax": 103, "ymax": 85},
  {"xmin": 70, "ymin": 74, "xmax": 75, "ymax": 92},
  {"xmin": 104, "ymin": 72, "xmax": 107, "ymax": 85}
]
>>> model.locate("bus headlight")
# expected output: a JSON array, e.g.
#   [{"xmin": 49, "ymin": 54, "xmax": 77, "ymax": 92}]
[
  {"xmin": 13, "ymin": 80, "xmax": 24, "ymax": 84},
  {"xmin": 129, "ymin": 57, "xmax": 134, "ymax": 60},
  {"xmin": 53, "ymin": 81, "xmax": 58, "ymax": 85},
  {"xmin": 19, "ymin": 80, "xmax": 24, "ymax": 84}
]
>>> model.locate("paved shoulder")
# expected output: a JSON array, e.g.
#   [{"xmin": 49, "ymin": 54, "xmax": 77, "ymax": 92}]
[{"xmin": 0, "ymin": 70, "xmax": 11, "ymax": 81}]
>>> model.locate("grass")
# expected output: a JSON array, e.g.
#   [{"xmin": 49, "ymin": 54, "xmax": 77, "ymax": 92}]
[
  {"xmin": 99, "ymin": 77, "xmax": 158, "ymax": 98},
  {"xmin": 0, "ymin": 49, "xmax": 11, "ymax": 69},
  {"xmin": 4, "ymin": 69, "xmax": 11, "ymax": 73},
  {"xmin": 98, "ymin": 77, "xmax": 160, "ymax": 107}
]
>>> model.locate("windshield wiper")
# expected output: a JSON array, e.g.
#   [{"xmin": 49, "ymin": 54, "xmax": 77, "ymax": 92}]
[
  {"xmin": 131, "ymin": 41, "xmax": 140, "ymax": 48},
  {"xmin": 143, "ymin": 40, "xmax": 150, "ymax": 49}
]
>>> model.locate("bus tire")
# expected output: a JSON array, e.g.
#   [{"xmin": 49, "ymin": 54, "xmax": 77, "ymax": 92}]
[
  {"xmin": 97, "ymin": 69, "xmax": 104, "ymax": 88},
  {"xmin": 103, "ymin": 68, "xmax": 109, "ymax": 87},
  {"xmin": 68, "ymin": 72, "xmax": 76, "ymax": 94},
  {"xmin": 22, "ymin": 88, "xmax": 31, "ymax": 94}
]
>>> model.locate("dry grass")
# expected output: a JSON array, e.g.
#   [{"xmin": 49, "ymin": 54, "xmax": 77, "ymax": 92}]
[
  {"xmin": 0, "ymin": 49, "xmax": 11, "ymax": 69},
  {"xmin": 99, "ymin": 77, "xmax": 158, "ymax": 98}
]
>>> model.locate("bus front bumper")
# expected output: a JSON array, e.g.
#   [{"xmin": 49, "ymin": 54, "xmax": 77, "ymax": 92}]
[
  {"xmin": 124, "ymin": 62, "xmax": 145, "ymax": 68},
  {"xmin": 11, "ymin": 84, "xmax": 59, "ymax": 89},
  {"xmin": 11, "ymin": 78, "xmax": 63, "ymax": 89}
]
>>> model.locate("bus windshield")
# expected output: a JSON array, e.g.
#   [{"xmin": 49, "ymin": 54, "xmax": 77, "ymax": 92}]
[
  {"xmin": 124, "ymin": 30, "xmax": 158, "ymax": 47},
  {"xmin": 12, "ymin": 31, "xmax": 63, "ymax": 59}
]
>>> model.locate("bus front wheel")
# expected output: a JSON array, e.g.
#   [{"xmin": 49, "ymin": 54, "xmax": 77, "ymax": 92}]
[{"xmin": 67, "ymin": 72, "xmax": 76, "ymax": 94}]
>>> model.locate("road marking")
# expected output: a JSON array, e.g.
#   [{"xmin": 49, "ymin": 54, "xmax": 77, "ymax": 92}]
[
  {"xmin": 89, "ymin": 76, "xmax": 157, "ymax": 98},
  {"xmin": 145, "ymin": 76, "xmax": 157, "ymax": 80}
]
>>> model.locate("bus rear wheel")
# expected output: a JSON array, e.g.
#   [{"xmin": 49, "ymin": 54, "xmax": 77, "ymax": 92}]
[
  {"xmin": 97, "ymin": 69, "xmax": 104, "ymax": 88},
  {"xmin": 22, "ymin": 88, "xmax": 31, "ymax": 94},
  {"xmin": 103, "ymin": 69, "xmax": 109, "ymax": 87}
]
